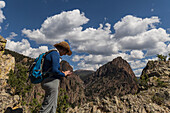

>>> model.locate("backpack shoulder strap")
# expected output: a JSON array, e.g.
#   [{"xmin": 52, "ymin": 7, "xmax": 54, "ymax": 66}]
[
  {"xmin": 41, "ymin": 49, "xmax": 59, "ymax": 74},
  {"xmin": 43, "ymin": 49, "xmax": 59, "ymax": 58}
]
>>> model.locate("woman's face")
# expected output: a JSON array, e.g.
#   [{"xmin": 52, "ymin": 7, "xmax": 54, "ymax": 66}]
[{"xmin": 59, "ymin": 48, "xmax": 68, "ymax": 56}]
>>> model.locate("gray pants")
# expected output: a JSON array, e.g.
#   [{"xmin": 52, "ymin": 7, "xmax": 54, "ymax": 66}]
[{"xmin": 39, "ymin": 77, "xmax": 60, "ymax": 113}]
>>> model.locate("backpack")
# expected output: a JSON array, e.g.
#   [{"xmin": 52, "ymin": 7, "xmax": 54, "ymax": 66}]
[{"xmin": 28, "ymin": 49, "xmax": 58, "ymax": 84}]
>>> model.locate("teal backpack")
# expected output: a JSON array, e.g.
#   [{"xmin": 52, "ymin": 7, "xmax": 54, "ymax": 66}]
[{"xmin": 28, "ymin": 49, "xmax": 58, "ymax": 84}]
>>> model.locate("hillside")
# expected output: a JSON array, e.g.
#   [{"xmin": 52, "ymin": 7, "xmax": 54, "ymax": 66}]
[
  {"xmin": 74, "ymin": 70, "xmax": 94, "ymax": 82},
  {"xmin": 84, "ymin": 57, "xmax": 138, "ymax": 99},
  {"xmin": 4, "ymin": 49, "xmax": 34, "ymax": 66}
]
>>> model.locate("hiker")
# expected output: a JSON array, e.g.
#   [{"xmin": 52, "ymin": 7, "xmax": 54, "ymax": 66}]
[{"xmin": 39, "ymin": 41, "xmax": 72, "ymax": 113}]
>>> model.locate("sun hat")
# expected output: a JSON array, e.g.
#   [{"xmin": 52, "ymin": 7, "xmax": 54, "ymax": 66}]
[{"xmin": 54, "ymin": 41, "xmax": 72, "ymax": 56}]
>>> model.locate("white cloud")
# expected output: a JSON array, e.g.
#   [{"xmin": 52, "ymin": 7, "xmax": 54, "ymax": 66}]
[
  {"xmin": 130, "ymin": 50, "xmax": 144, "ymax": 60},
  {"xmin": 146, "ymin": 42, "xmax": 169, "ymax": 56},
  {"xmin": 70, "ymin": 24, "xmax": 119, "ymax": 55},
  {"xmin": 6, "ymin": 39, "xmax": 48, "ymax": 58},
  {"xmin": 72, "ymin": 52, "xmax": 132, "ymax": 70},
  {"xmin": 77, "ymin": 60, "xmax": 102, "ymax": 71},
  {"xmin": 114, "ymin": 15, "xmax": 159, "ymax": 38},
  {"xmin": 130, "ymin": 60, "xmax": 147, "ymax": 69},
  {"xmin": 119, "ymin": 28, "xmax": 170, "ymax": 52},
  {"xmin": 0, "ymin": 1, "xmax": 5, "ymax": 23},
  {"xmin": 20, "ymin": 9, "xmax": 170, "ymax": 74},
  {"xmin": 22, "ymin": 9, "xmax": 89, "ymax": 44},
  {"xmin": 134, "ymin": 68, "xmax": 143, "ymax": 77},
  {"xmin": 72, "ymin": 55, "xmax": 85, "ymax": 62},
  {"xmin": 6, "ymin": 32, "xmax": 18, "ymax": 40}
]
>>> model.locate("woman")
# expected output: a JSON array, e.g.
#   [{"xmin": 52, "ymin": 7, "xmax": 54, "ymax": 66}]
[{"xmin": 39, "ymin": 41, "xmax": 72, "ymax": 113}]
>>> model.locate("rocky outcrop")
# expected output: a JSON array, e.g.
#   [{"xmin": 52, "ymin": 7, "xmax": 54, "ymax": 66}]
[
  {"xmin": 68, "ymin": 59, "xmax": 170, "ymax": 113},
  {"xmin": 0, "ymin": 54, "xmax": 15, "ymax": 95},
  {"xmin": 0, "ymin": 35, "xmax": 6, "ymax": 57},
  {"xmin": 67, "ymin": 85, "xmax": 170, "ymax": 113},
  {"xmin": 60, "ymin": 60, "xmax": 86, "ymax": 106},
  {"xmin": 140, "ymin": 60, "xmax": 170, "ymax": 89},
  {"xmin": 0, "ymin": 53, "xmax": 16, "ymax": 112},
  {"xmin": 85, "ymin": 57, "xmax": 138, "ymax": 99}
]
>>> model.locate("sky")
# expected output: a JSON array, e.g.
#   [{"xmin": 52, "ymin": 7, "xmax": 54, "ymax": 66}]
[{"xmin": 0, "ymin": 0, "xmax": 170, "ymax": 77}]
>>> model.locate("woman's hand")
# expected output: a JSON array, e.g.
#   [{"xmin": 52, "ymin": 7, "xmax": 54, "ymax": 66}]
[{"xmin": 62, "ymin": 70, "xmax": 72, "ymax": 76}]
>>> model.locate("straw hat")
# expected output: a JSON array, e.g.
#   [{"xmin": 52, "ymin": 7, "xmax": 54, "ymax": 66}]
[{"xmin": 54, "ymin": 41, "xmax": 72, "ymax": 56}]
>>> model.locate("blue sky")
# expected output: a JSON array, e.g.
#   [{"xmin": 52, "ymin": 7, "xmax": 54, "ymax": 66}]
[{"xmin": 0, "ymin": 0, "xmax": 170, "ymax": 77}]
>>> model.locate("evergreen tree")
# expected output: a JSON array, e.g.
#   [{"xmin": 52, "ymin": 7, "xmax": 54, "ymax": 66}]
[{"xmin": 157, "ymin": 54, "xmax": 167, "ymax": 61}]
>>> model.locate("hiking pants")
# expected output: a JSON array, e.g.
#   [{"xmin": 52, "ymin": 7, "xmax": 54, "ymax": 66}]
[{"xmin": 39, "ymin": 77, "xmax": 60, "ymax": 113}]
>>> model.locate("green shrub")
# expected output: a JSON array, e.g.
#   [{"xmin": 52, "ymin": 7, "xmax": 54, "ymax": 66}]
[
  {"xmin": 157, "ymin": 54, "xmax": 167, "ymax": 61},
  {"xmin": 29, "ymin": 98, "xmax": 42, "ymax": 113},
  {"xmin": 152, "ymin": 94, "xmax": 164, "ymax": 105},
  {"xmin": 57, "ymin": 88, "xmax": 70, "ymax": 113},
  {"xmin": 139, "ymin": 74, "xmax": 149, "ymax": 89},
  {"xmin": 7, "ymin": 64, "xmax": 32, "ymax": 97}
]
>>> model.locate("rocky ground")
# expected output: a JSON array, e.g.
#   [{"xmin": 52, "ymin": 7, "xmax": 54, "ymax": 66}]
[{"xmin": 67, "ymin": 83, "xmax": 170, "ymax": 113}]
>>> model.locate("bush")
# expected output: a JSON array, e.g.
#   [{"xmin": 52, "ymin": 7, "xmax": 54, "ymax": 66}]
[
  {"xmin": 7, "ymin": 64, "xmax": 32, "ymax": 97},
  {"xmin": 29, "ymin": 98, "xmax": 42, "ymax": 113},
  {"xmin": 139, "ymin": 74, "xmax": 149, "ymax": 89},
  {"xmin": 157, "ymin": 54, "xmax": 167, "ymax": 61},
  {"xmin": 57, "ymin": 88, "xmax": 70, "ymax": 113},
  {"xmin": 152, "ymin": 94, "xmax": 164, "ymax": 105}
]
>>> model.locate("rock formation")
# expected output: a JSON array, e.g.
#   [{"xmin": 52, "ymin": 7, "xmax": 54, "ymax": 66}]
[
  {"xmin": 67, "ymin": 86, "xmax": 170, "ymax": 113},
  {"xmin": 0, "ymin": 35, "xmax": 15, "ymax": 93},
  {"xmin": 59, "ymin": 60, "xmax": 86, "ymax": 106},
  {"xmin": 67, "ymin": 59, "xmax": 170, "ymax": 113},
  {"xmin": 0, "ymin": 36, "xmax": 17, "ymax": 112},
  {"xmin": 85, "ymin": 57, "xmax": 138, "ymax": 99},
  {"xmin": 140, "ymin": 60, "xmax": 170, "ymax": 89},
  {"xmin": 0, "ymin": 35, "xmax": 7, "ymax": 57}
]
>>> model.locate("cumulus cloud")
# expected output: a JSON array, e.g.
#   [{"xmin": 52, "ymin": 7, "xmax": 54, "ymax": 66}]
[
  {"xmin": 146, "ymin": 42, "xmax": 169, "ymax": 56},
  {"xmin": 130, "ymin": 50, "xmax": 144, "ymax": 60},
  {"xmin": 21, "ymin": 9, "xmax": 170, "ymax": 76},
  {"xmin": 119, "ymin": 28, "xmax": 170, "ymax": 53},
  {"xmin": 70, "ymin": 24, "xmax": 119, "ymax": 55},
  {"xmin": 77, "ymin": 60, "xmax": 102, "ymax": 71},
  {"xmin": 22, "ymin": 9, "xmax": 89, "ymax": 44},
  {"xmin": 6, "ymin": 32, "xmax": 18, "ymax": 40},
  {"xmin": 130, "ymin": 60, "xmax": 147, "ymax": 69},
  {"xmin": 6, "ymin": 39, "xmax": 49, "ymax": 58},
  {"xmin": 134, "ymin": 69, "xmax": 143, "ymax": 77},
  {"xmin": 72, "ymin": 52, "xmax": 133, "ymax": 70},
  {"xmin": 0, "ymin": 1, "xmax": 5, "ymax": 23},
  {"xmin": 114, "ymin": 15, "xmax": 159, "ymax": 38},
  {"xmin": 72, "ymin": 55, "xmax": 85, "ymax": 62}
]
